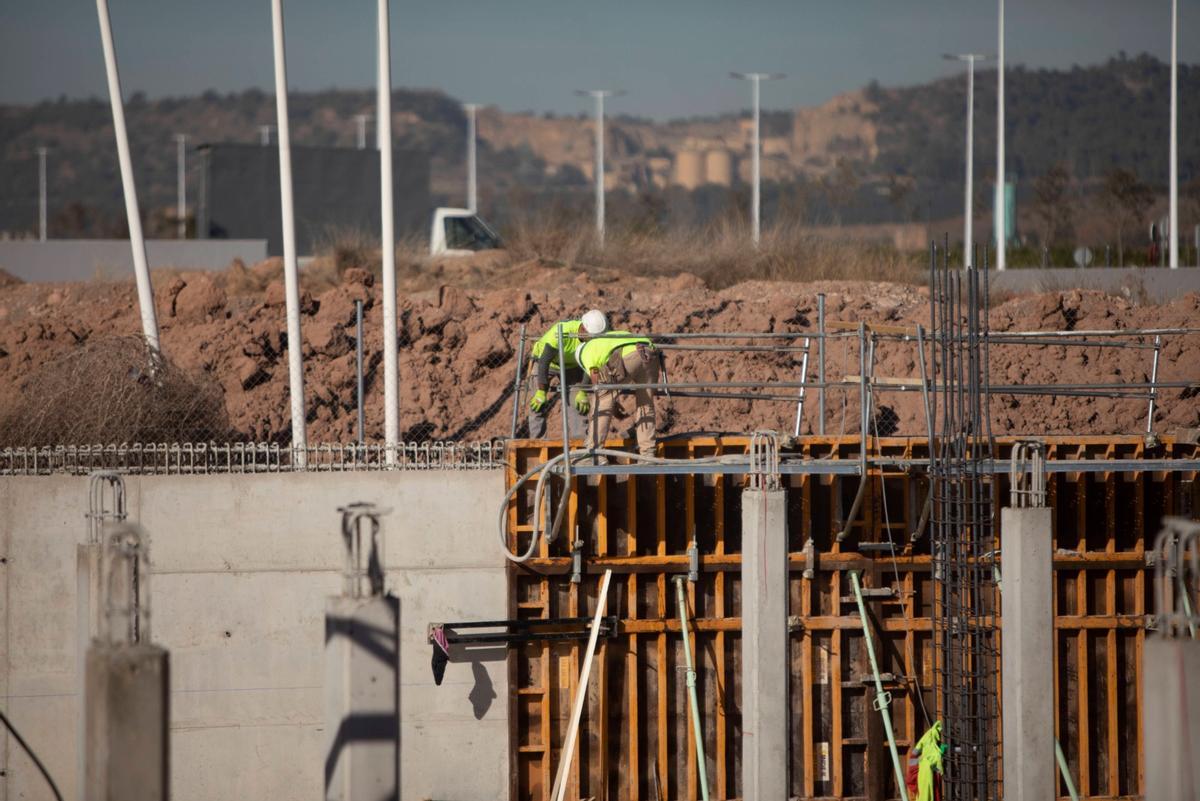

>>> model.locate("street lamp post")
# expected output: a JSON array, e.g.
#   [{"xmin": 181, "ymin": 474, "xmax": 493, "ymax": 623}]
[
  {"xmin": 574, "ymin": 89, "xmax": 623, "ymax": 246},
  {"xmin": 1169, "ymin": 0, "xmax": 1179, "ymax": 269},
  {"xmin": 37, "ymin": 146, "xmax": 47, "ymax": 241},
  {"xmin": 464, "ymin": 103, "xmax": 479, "ymax": 213},
  {"xmin": 944, "ymin": 53, "xmax": 987, "ymax": 268},
  {"xmin": 995, "ymin": 0, "xmax": 1006, "ymax": 270},
  {"xmin": 730, "ymin": 72, "xmax": 785, "ymax": 247},
  {"xmin": 175, "ymin": 134, "xmax": 187, "ymax": 239}
]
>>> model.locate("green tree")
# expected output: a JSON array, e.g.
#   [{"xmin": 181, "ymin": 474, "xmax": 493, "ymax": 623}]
[
  {"xmin": 1032, "ymin": 165, "xmax": 1073, "ymax": 247},
  {"xmin": 1101, "ymin": 168, "xmax": 1153, "ymax": 266}
]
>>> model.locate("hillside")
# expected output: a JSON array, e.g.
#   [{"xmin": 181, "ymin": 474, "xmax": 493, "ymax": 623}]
[{"xmin": 1, "ymin": 54, "xmax": 1196, "ymax": 239}]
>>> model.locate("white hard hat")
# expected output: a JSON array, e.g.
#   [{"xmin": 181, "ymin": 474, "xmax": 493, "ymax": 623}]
[{"xmin": 581, "ymin": 309, "xmax": 608, "ymax": 335}]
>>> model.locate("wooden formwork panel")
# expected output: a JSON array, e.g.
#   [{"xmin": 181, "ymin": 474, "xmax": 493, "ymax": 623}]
[{"xmin": 505, "ymin": 436, "xmax": 1199, "ymax": 801}]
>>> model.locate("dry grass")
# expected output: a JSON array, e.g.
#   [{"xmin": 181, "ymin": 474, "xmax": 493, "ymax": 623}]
[
  {"xmin": 502, "ymin": 216, "xmax": 923, "ymax": 289},
  {"xmin": 0, "ymin": 336, "xmax": 232, "ymax": 447}
]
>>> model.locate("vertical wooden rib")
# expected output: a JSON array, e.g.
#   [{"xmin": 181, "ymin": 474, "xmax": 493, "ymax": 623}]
[
  {"xmin": 714, "ymin": 441, "xmax": 728, "ymax": 801},
  {"xmin": 627, "ymin": 474, "xmax": 640, "ymax": 801},
  {"xmin": 802, "ymin": 469, "xmax": 815, "ymax": 799},
  {"xmin": 597, "ymin": 475, "xmax": 609, "ymax": 800},
  {"xmin": 1076, "ymin": 468, "xmax": 1091, "ymax": 797},
  {"xmin": 540, "ymin": 447, "xmax": 553, "ymax": 799},
  {"xmin": 1134, "ymin": 452, "xmax": 1146, "ymax": 797},
  {"xmin": 1105, "ymin": 464, "xmax": 1120, "ymax": 796},
  {"xmin": 832, "ymin": 623, "xmax": 843, "ymax": 798},
  {"xmin": 568, "ymin": 480, "xmax": 582, "ymax": 800},
  {"xmin": 656, "ymin": 474, "xmax": 669, "ymax": 799},
  {"xmin": 685, "ymin": 443, "xmax": 697, "ymax": 800}
]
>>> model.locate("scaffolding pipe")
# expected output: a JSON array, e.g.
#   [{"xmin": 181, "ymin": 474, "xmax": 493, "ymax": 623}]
[
  {"xmin": 269, "ymin": 0, "xmax": 307, "ymax": 463},
  {"xmin": 1147, "ymin": 334, "xmax": 1162, "ymax": 435},
  {"xmin": 817, "ymin": 293, "xmax": 827, "ymax": 435},
  {"xmin": 378, "ymin": 0, "xmax": 398, "ymax": 466},
  {"xmin": 792, "ymin": 337, "xmax": 810, "ymax": 437},
  {"xmin": 849, "ymin": 571, "xmax": 909, "ymax": 801},
  {"xmin": 95, "ymin": 0, "xmax": 159, "ymax": 353},
  {"xmin": 673, "ymin": 576, "xmax": 710, "ymax": 801},
  {"xmin": 510, "ymin": 324, "xmax": 527, "ymax": 438}
]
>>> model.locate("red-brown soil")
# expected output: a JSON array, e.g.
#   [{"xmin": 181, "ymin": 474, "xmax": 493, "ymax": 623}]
[{"xmin": 0, "ymin": 259, "xmax": 1197, "ymax": 446}]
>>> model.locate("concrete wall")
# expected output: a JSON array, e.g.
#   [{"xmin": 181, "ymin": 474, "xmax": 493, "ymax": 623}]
[
  {"xmin": 0, "ymin": 470, "xmax": 508, "ymax": 801},
  {"xmin": 0, "ymin": 239, "xmax": 267, "ymax": 283},
  {"xmin": 989, "ymin": 266, "xmax": 1200, "ymax": 303}
]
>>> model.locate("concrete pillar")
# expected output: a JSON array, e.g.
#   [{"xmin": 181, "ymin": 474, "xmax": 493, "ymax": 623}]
[
  {"xmin": 77, "ymin": 543, "xmax": 102, "ymax": 796},
  {"xmin": 83, "ymin": 644, "xmax": 170, "ymax": 801},
  {"xmin": 1000, "ymin": 507, "xmax": 1054, "ymax": 801},
  {"xmin": 1144, "ymin": 638, "xmax": 1200, "ymax": 801},
  {"xmin": 325, "ymin": 594, "xmax": 400, "ymax": 801},
  {"xmin": 741, "ymin": 487, "xmax": 788, "ymax": 801}
]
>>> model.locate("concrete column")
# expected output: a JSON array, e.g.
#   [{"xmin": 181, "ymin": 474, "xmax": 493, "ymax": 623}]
[
  {"xmin": 1144, "ymin": 638, "xmax": 1200, "ymax": 801},
  {"xmin": 741, "ymin": 487, "xmax": 788, "ymax": 801},
  {"xmin": 77, "ymin": 543, "xmax": 102, "ymax": 794},
  {"xmin": 1000, "ymin": 507, "xmax": 1054, "ymax": 801},
  {"xmin": 325, "ymin": 595, "xmax": 400, "ymax": 801},
  {"xmin": 84, "ymin": 644, "xmax": 170, "ymax": 801}
]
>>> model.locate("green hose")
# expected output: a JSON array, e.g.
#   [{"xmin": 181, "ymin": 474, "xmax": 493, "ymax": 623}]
[{"xmin": 674, "ymin": 575, "xmax": 711, "ymax": 801}]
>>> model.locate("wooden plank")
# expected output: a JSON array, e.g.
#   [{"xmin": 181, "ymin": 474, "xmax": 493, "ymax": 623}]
[
  {"xmin": 685, "ymin": 444, "xmax": 697, "ymax": 801},
  {"xmin": 832, "ymin": 621, "xmax": 843, "ymax": 797},
  {"xmin": 656, "ymin": 474, "xmax": 668, "ymax": 800},
  {"xmin": 1106, "ymin": 467, "xmax": 1120, "ymax": 797},
  {"xmin": 627, "ymin": 473, "xmax": 640, "ymax": 801},
  {"xmin": 713, "ymin": 440, "xmax": 728, "ymax": 801}
]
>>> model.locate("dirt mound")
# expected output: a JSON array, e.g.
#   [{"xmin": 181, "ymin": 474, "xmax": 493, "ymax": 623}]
[{"xmin": 0, "ymin": 263, "xmax": 1197, "ymax": 446}]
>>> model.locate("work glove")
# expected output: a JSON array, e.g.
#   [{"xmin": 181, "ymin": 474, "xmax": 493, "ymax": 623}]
[
  {"xmin": 574, "ymin": 390, "xmax": 591, "ymax": 415},
  {"xmin": 529, "ymin": 389, "xmax": 548, "ymax": 412}
]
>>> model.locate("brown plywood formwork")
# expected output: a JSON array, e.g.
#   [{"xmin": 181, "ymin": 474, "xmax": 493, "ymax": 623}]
[{"xmin": 504, "ymin": 435, "xmax": 1199, "ymax": 801}]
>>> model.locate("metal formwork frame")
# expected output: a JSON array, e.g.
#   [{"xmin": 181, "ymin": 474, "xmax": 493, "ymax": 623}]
[{"xmin": 505, "ymin": 435, "xmax": 1199, "ymax": 801}]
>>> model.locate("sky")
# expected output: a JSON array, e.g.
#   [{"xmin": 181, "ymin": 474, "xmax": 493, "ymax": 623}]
[{"xmin": 0, "ymin": 1, "xmax": 1195, "ymax": 118}]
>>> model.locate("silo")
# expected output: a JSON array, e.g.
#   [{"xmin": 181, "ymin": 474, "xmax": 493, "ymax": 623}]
[
  {"xmin": 705, "ymin": 149, "xmax": 734, "ymax": 186},
  {"xmin": 673, "ymin": 150, "xmax": 704, "ymax": 190}
]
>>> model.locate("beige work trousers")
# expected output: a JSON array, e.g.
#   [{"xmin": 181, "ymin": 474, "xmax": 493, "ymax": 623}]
[{"xmin": 585, "ymin": 346, "xmax": 658, "ymax": 458}]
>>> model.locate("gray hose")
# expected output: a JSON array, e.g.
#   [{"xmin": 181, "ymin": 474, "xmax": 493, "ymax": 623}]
[{"xmin": 497, "ymin": 448, "xmax": 740, "ymax": 563}]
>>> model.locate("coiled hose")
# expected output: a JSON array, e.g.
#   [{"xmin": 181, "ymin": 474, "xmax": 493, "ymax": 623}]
[{"xmin": 497, "ymin": 448, "xmax": 745, "ymax": 563}]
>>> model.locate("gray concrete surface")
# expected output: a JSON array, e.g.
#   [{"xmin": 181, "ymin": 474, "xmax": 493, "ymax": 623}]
[
  {"xmin": 740, "ymin": 487, "xmax": 789, "ymax": 801},
  {"xmin": 84, "ymin": 644, "xmax": 170, "ymax": 801},
  {"xmin": 325, "ymin": 595, "xmax": 400, "ymax": 801},
  {"xmin": 0, "ymin": 470, "xmax": 507, "ymax": 801},
  {"xmin": 1000, "ymin": 507, "xmax": 1055, "ymax": 801},
  {"xmin": 989, "ymin": 266, "xmax": 1200, "ymax": 303},
  {"xmin": 0, "ymin": 239, "xmax": 267, "ymax": 283},
  {"xmin": 1143, "ymin": 637, "xmax": 1200, "ymax": 801}
]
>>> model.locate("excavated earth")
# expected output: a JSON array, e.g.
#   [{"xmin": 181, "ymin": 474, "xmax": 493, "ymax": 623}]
[{"xmin": 0, "ymin": 258, "xmax": 1197, "ymax": 446}]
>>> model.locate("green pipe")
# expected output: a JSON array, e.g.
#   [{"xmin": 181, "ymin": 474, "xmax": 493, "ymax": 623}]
[
  {"xmin": 673, "ymin": 576, "xmax": 710, "ymax": 801},
  {"xmin": 1054, "ymin": 738, "xmax": 1080, "ymax": 801},
  {"xmin": 849, "ymin": 571, "xmax": 910, "ymax": 801}
]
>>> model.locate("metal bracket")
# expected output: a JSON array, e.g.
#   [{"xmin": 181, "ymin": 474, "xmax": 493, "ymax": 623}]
[
  {"xmin": 337, "ymin": 502, "xmax": 387, "ymax": 599},
  {"xmin": 748, "ymin": 430, "xmax": 781, "ymax": 491},
  {"xmin": 686, "ymin": 539, "xmax": 699, "ymax": 582},
  {"xmin": 427, "ymin": 616, "xmax": 619, "ymax": 646},
  {"xmin": 872, "ymin": 691, "xmax": 893, "ymax": 711},
  {"xmin": 802, "ymin": 537, "xmax": 816, "ymax": 579},
  {"xmin": 571, "ymin": 539, "xmax": 584, "ymax": 584}
]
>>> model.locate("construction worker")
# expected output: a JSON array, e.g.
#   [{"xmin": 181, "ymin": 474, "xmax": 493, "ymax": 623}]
[
  {"xmin": 527, "ymin": 310, "xmax": 608, "ymax": 439},
  {"xmin": 575, "ymin": 330, "xmax": 660, "ymax": 458}
]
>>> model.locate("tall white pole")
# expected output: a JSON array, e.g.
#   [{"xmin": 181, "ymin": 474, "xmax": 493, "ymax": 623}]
[
  {"xmin": 996, "ymin": 0, "xmax": 1006, "ymax": 270},
  {"xmin": 37, "ymin": 146, "xmax": 47, "ymax": 241},
  {"xmin": 752, "ymin": 75, "xmax": 762, "ymax": 247},
  {"xmin": 270, "ymin": 0, "xmax": 308, "ymax": 462},
  {"xmin": 465, "ymin": 103, "xmax": 478, "ymax": 213},
  {"xmin": 95, "ymin": 0, "xmax": 159, "ymax": 353},
  {"xmin": 966, "ymin": 56, "xmax": 976, "ymax": 268},
  {"xmin": 1169, "ymin": 0, "xmax": 1179, "ymax": 269},
  {"xmin": 731, "ymin": 73, "xmax": 784, "ymax": 247},
  {"xmin": 595, "ymin": 93, "xmax": 605, "ymax": 245},
  {"xmin": 378, "ymin": 0, "xmax": 399, "ymax": 465},
  {"xmin": 175, "ymin": 134, "xmax": 187, "ymax": 239}
]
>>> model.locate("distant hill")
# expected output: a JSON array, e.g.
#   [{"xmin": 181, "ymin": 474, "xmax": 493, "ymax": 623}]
[{"xmin": 0, "ymin": 53, "xmax": 1195, "ymax": 238}]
